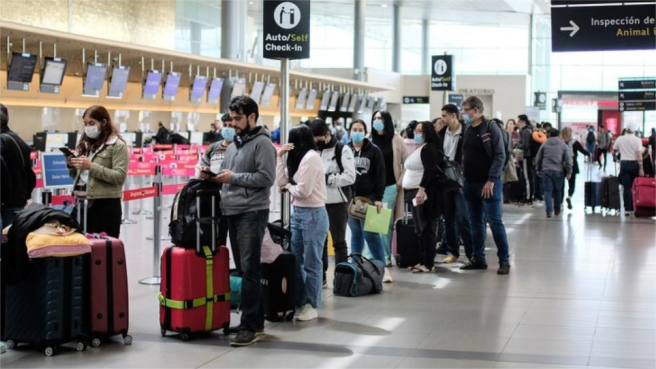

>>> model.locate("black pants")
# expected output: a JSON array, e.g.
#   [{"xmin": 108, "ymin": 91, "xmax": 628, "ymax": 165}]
[
  {"xmin": 406, "ymin": 190, "xmax": 438, "ymax": 269},
  {"xmin": 323, "ymin": 202, "xmax": 348, "ymax": 281},
  {"xmin": 84, "ymin": 198, "xmax": 122, "ymax": 238},
  {"xmin": 620, "ymin": 161, "xmax": 640, "ymax": 212},
  {"xmin": 567, "ymin": 172, "xmax": 578, "ymax": 198},
  {"xmin": 598, "ymin": 148, "xmax": 609, "ymax": 170}
]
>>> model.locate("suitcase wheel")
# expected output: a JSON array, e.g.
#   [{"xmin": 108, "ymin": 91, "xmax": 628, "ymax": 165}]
[
  {"xmin": 6, "ymin": 340, "xmax": 15, "ymax": 349},
  {"xmin": 180, "ymin": 333, "xmax": 191, "ymax": 342},
  {"xmin": 76, "ymin": 341, "xmax": 87, "ymax": 352},
  {"xmin": 123, "ymin": 335, "xmax": 133, "ymax": 345},
  {"xmin": 44, "ymin": 346, "xmax": 57, "ymax": 357},
  {"xmin": 91, "ymin": 338, "xmax": 102, "ymax": 347},
  {"xmin": 161, "ymin": 329, "xmax": 167, "ymax": 337},
  {"xmin": 223, "ymin": 323, "xmax": 231, "ymax": 336}
]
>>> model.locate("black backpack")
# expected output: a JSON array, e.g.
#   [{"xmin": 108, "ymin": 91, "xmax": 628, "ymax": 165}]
[
  {"xmin": 169, "ymin": 179, "xmax": 222, "ymax": 250},
  {"xmin": 586, "ymin": 131, "xmax": 596, "ymax": 144}
]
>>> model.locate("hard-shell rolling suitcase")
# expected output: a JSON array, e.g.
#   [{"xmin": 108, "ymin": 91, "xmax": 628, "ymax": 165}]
[
  {"xmin": 394, "ymin": 206, "xmax": 420, "ymax": 268},
  {"xmin": 262, "ymin": 251, "xmax": 296, "ymax": 322},
  {"xmin": 584, "ymin": 164, "xmax": 601, "ymax": 212},
  {"xmin": 87, "ymin": 234, "xmax": 131, "ymax": 347},
  {"xmin": 600, "ymin": 176, "xmax": 621, "ymax": 215},
  {"xmin": 4, "ymin": 255, "xmax": 89, "ymax": 356},
  {"xmin": 159, "ymin": 189, "xmax": 231, "ymax": 341},
  {"xmin": 633, "ymin": 177, "xmax": 656, "ymax": 217}
]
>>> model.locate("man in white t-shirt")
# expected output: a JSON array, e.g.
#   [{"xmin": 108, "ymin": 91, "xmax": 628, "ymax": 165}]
[{"xmin": 613, "ymin": 124, "xmax": 645, "ymax": 216}]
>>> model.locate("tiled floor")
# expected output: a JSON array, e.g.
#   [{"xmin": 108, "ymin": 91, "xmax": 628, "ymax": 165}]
[{"xmin": 2, "ymin": 167, "xmax": 655, "ymax": 369}]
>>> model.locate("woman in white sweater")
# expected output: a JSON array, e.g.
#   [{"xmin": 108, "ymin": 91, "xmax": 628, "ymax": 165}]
[{"xmin": 276, "ymin": 125, "xmax": 329, "ymax": 322}]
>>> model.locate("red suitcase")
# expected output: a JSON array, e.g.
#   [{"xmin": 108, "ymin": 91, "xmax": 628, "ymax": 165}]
[
  {"xmin": 633, "ymin": 177, "xmax": 656, "ymax": 217},
  {"xmin": 159, "ymin": 189, "xmax": 230, "ymax": 340},
  {"xmin": 87, "ymin": 234, "xmax": 131, "ymax": 347}
]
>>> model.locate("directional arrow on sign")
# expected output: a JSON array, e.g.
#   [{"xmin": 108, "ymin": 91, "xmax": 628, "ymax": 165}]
[{"xmin": 560, "ymin": 20, "xmax": 580, "ymax": 37}]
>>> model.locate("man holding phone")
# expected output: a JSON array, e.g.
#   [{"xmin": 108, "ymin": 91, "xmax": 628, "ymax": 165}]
[
  {"xmin": 0, "ymin": 104, "xmax": 36, "ymax": 230},
  {"xmin": 213, "ymin": 96, "xmax": 276, "ymax": 347}
]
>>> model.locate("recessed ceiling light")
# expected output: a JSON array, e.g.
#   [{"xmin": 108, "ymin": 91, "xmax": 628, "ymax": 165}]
[
  {"xmin": 381, "ymin": 4, "xmax": 388, "ymax": 7},
  {"xmin": 249, "ymin": 1, "xmax": 253, "ymax": 4}
]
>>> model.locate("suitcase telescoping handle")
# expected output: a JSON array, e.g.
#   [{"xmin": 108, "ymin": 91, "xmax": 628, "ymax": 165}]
[
  {"xmin": 196, "ymin": 189, "xmax": 219, "ymax": 254},
  {"xmin": 76, "ymin": 198, "xmax": 89, "ymax": 234}
]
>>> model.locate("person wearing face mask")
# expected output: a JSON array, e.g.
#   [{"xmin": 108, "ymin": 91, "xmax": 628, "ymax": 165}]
[
  {"xmin": 333, "ymin": 118, "xmax": 349, "ymax": 145},
  {"xmin": 67, "ymin": 105, "xmax": 128, "ymax": 238},
  {"xmin": 371, "ymin": 110, "xmax": 408, "ymax": 273}
]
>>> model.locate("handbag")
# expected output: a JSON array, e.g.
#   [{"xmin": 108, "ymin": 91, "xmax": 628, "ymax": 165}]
[
  {"xmin": 333, "ymin": 253, "xmax": 384, "ymax": 297},
  {"xmin": 502, "ymin": 162, "xmax": 519, "ymax": 183},
  {"xmin": 347, "ymin": 196, "xmax": 373, "ymax": 221}
]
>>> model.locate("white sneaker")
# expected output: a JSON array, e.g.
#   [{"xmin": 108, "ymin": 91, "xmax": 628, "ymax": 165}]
[
  {"xmin": 383, "ymin": 268, "xmax": 393, "ymax": 283},
  {"xmin": 296, "ymin": 304, "xmax": 318, "ymax": 321}
]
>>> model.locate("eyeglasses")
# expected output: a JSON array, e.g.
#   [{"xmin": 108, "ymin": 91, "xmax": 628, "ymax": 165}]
[{"xmin": 462, "ymin": 107, "xmax": 475, "ymax": 113}]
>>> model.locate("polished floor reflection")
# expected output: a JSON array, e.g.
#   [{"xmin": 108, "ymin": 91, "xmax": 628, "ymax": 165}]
[{"xmin": 2, "ymin": 176, "xmax": 655, "ymax": 369}]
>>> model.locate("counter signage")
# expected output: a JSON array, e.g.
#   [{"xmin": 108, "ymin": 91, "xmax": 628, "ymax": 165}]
[
  {"xmin": 448, "ymin": 94, "xmax": 465, "ymax": 107},
  {"xmin": 551, "ymin": 3, "xmax": 656, "ymax": 52},
  {"xmin": 431, "ymin": 55, "xmax": 454, "ymax": 91},
  {"xmin": 263, "ymin": 0, "xmax": 310, "ymax": 60},
  {"xmin": 41, "ymin": 152, "xmax": 74, "ymax": 189}
]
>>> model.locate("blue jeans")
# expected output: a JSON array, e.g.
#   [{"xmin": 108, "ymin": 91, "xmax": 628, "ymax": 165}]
[
  {"xmin": 620, "ymin": 161, "xmax": 640, "ymax": 212},
  {"xmin": 291, "ymin": 207, "xmax": 329, "ymax": 309},
  {"xmin": 348, "ymin": 216, "xmax": 386, "ymax": 265},
  {"xmin": 380, "ymin": 185, "xmax": 397, "ymax": 261},
  {"xmin": 227, "ymin": 209, "xmax": 270, "ymax": 331},
  {"xmin": 443, "ymin": 191, "xmax": 474, "ymax": 259},
  {"xmin": 0, "ymin": 207, "xmax": 23, "ymax": 231},
  {"xmin": 463, "ymin": 178, "xmax": 510, "ymax": 265},
  {"xmin": 542, "ymin": 171, "xmax": 565, "ymax": 215}
]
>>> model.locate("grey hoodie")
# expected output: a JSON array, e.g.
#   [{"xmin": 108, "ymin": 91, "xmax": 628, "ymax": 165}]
[
  {"xmin": 536, "ymin": 137, "xmax": 573, "ymax": 175},
  {"xmin": 219, "ymin": 126, "xmax": 277, "ymax": 216}
]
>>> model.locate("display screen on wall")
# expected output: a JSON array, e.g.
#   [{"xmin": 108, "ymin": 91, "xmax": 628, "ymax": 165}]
[
  {"xmin": 190, "ymin": 75, "xmax": 207, "ymax": 99},
  {"xmin": 231, "ymin": 79, "xmax": 246, "ymax": 99},
  {"xmin": 305, "ymin": 89, "xmax": 317, "ymax": 110},
  {"xmin": 348, "ymin": 94, "xmax": 359, "ymax": 112},
  {"xmin": 41, "ymin": 57, "xmax": 67, "ymax": 86},
  {"xmin": 163, "ymin": 72, "xmax": 181, "ymax": 100},
  {"xmin": 143, "ymin": 70, "xmax": 162, "ymax": 99},
  {"xmin": 84, "ymin": 63, "xmax": 107, "ymax": 91},
  {"xmin": 261, "ymin": 83, "xmax": 276, "ymax": 106},
  {"xmin": 8, "ymin": 52, "xmax": 37, "ymax": 83},
  {"xmin": 207, "ymin": 78, "xmax": 224, "ymax": 103},
  {"xmin": 339, "ymin": 93, "xmax": 351, "ymax": 112},
  {"xmin": 328, "ymin": 91, "xmax": 340, "ymax": 112},
  {"xmin": 108, "ymin": 66, "xmax": 130, "ymax": 97},
  {"xmin": 250, "ymin": 81, "xmax": 265, "ymax": 104},
  {"xmin": 319, "ymin": 90, "xmax": 331, "ymax": 111},
  {"xmin": 296, "ymin": 89, "xmax": 308, "ymax": 110}
]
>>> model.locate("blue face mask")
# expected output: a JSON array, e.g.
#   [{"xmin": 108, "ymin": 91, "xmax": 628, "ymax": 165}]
[
  {"xmin": 414, "ymin": 133, "xmax": 424, "ymax": 145},
  {"xmin": 463, "ymin": 115, "xmax": 473, "ymax": 124},
  {"xmin": 221, "ymin": 127, "xmax": 236, "ymax": 142},
  {"xmin": 351, "ymin": 131, "xmax": 365, "ymax": 144},
  {"xmin": 373, "ymin": 120, "xmax": 385, "ymax": 133}
]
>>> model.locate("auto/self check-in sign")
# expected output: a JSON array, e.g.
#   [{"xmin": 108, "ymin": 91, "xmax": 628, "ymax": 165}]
[{"xmin": 263, "ymin": 0, "xmax": 310, "ymax": 60}]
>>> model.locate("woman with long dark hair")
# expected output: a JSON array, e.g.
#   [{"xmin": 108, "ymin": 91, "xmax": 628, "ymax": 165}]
[
  {"xmin": 276, "ymin": 125, "xmax": 329, "ymax": 322},
  {"xmin": 401, "ymin": 121, "xmax": 443, "ymax": 273},
  {"xmin": 67, "ymin": 105, "xmax": 128, "ymax": 237},
  {"xmin": 371, "ymin": 110, "xmax": 408, "ymax": 276}
]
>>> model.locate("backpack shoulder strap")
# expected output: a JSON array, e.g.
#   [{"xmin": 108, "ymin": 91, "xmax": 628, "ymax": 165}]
[{"xmin": 334, "ymin": 142, "xmax": 344, "ymax": 173}]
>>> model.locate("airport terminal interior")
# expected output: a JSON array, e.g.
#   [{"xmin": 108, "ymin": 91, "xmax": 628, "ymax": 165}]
[{"xmin": 0, "ymin": 0, "xmax": 655, "ymax": 368}]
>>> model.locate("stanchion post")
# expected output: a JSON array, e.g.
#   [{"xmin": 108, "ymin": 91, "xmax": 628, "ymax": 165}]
[
  {"xmin": 139, "ymin": 165, "xmax": 162, "ymax": 285},
  {"xmin": 121, "ymin": 175, "xmax": 137, "ymax": 224}
]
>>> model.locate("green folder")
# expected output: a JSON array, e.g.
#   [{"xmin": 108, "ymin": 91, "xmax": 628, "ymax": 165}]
[{"xmin": 363, "ymin": 206, "xmax": 392, "ymax": 235}]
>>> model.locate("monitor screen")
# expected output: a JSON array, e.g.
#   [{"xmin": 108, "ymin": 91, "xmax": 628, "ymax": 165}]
[
  {"xmin": 191, "ymin": 75, "xmax": 207, "ymax": 99},
  {"xmin": 143, "ymin": 70, "xmax": 162, "ymax": 95},
  {"xmin": 305, "ymin": 89, "xmax": 318, "ymax": 110},
  {"xmin": 250, "ymin": 81, "xmax": 265, "ymax": 104},
  {"xmin": 348, "ymin": 94, "xmax": 359, "ymax": 112},
  {"xmin": 319, "ymin": 90, "xmax": 331, "ymax": 111},
  {"xmin": 340, "ymin": 93, "xmax": 351, "ymax": 112},
  {"xmin": 296, "ymin": 89, "xmax": 308, "ymax": 110},
  {"xmin": 358, "ymin": 94, "xmax": 367, "ymax": 113},
  {"xmin": 84, "ymin": 63, "xmax": 107, "ymax": 91},
  {"xmin": 8, "ymin": 52, "xmax": 37, "ymax": 83},
  {"xmin": 328, "ymin": 91, "xmax": 340, "ymax": 112},
  {"xmin": 41, "ymin": 57, "xmax": 66, "ymax": 86},
  {"xmin": 109, "ymin": 66, "xmax": 130, "ymax": 94},
  {"xmin": 366, "ymin": 96, "xmax": 377, "ymax": 110},
  {"xmin": 207, "ymin": 78, "xmax": 224, "ymax": 101},
  {"xmin": 261, "ymin": 83, "xmax": 276, "ymax": 106},
  {"xmin": 231, "ymin": 79, "xmax": 246, "ymax": 99},
  {"xmin": 163, "ymin": 72, "xmax": 181, "ymax": 97}
]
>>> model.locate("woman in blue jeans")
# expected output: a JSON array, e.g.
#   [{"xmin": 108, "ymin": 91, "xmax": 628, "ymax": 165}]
[
  {"xmin": 276, "ymin": 125, "xmax": 329, "ymax": 322},
  {"xmin": 346, "ymin": 120, "xmax": 390, "ymax": 280}
]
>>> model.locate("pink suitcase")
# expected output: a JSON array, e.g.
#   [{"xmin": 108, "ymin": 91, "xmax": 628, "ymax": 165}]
[{"xmin": 632, "ymin": 177, "xmax": 656, "ymax": 217}]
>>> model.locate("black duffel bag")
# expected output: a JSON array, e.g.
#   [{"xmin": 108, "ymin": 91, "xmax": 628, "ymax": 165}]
[{"xmin": 333, "ymin": 253, "xmax": 384, "ymax": 297}]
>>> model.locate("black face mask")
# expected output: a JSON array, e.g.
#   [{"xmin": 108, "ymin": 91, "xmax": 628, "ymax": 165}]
[{"xmin": 316, "ymin": 141, "xmax": 327, "ymax": 151}]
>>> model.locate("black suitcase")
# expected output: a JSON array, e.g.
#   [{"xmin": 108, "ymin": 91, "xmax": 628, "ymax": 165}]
[
  {"xmin": 600, "ymin": 176, "xmax": 621, "ymax": 215},
  {"xmin": 394, "ymin": 210, "xmax": 421, "ymax": 268},
  {"xmin": 261, "ymin": 251, "xmax": 296, "ymax": 322},
  {"xmin": 4, "ymin": 255, "xmax": 89, "ymax": 356},
  {"xmin": 584, "ymin": 165, "xmax": 601, "ymax": 212}
]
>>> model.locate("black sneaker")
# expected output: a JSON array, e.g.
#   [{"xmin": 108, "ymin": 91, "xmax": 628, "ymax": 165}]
[
  {"xmin": 566, "ymin": 198, "xmax": 572, "ymax": 210},
  {"xmin": 497, "ymin": 263, "xmax": 511, "ymax": 275},
  {"xmin": 436, "ymin": 245, "xmax": 447, "ymax": 255},
  {"xmin": 460, "ymin": 261, "xmax": 488, "ymax": 270},
  {"xmin": 230, "ymin": 329, "xmax": 258, "ymax": 347}
]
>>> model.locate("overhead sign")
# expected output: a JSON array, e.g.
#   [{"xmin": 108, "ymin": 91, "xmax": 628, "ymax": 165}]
[
  {"xmin": 431, "ymin": 55, "xmax": 455, "ymax": 91},
  {"xmin": 403, "ymin": 96, "xmax": 429, "ymax": 104},
  {"xmin": 41, "ymin": 153, "xmax": 74, "ymax": 189},
  {"xmin": 620, "ymin": 101, "xmax": 656, "ymax": 112},
  {"xmin": 619, "ymin": 79, "xmax": 656, "ymax": 90},
  {"xmin": 448, "ymin": 94, "xmax": 465, "ymax": 107},
  {"xmin": 263, "ymin": 1, "xmax": 310, "ymax": 60},
  {"xmin": 551, "ymin": 4, "xmax": 656, "ymax": 52},
  {"xmin": 618, "ymin": 91, "xmax": 656, "ymax": 101},
  {"xmin": 534, "ymin": 92, "xmax": 547, "ymax": 110}
]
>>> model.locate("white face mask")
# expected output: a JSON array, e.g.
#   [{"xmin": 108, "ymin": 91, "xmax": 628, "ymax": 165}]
[{"xmin": 85, "ymin": 125, "xmax": 101, "ymax": 139}]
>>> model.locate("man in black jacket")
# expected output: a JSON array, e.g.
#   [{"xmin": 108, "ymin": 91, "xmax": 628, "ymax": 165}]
[
  {"xmin": 438, "ymin": 104, "xmax": 474, "ymax": 264},
  {"xmin": 460, "ymin": 97, "xmax": 511, "ymax": 275},
  {"xmin": 517, "ymin": 114, "xmax": 535, "ymax": 206},
  {"xmin": 0, "ymin": 104, "xmax": 36, "ymax": 231}
]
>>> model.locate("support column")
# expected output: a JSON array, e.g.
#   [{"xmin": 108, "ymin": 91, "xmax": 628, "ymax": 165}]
[
  {"xmin": 221, "ymin": 0, "xmax": 247, "ymax": 61},
  {"xmin": 353, "ymin": 0, "xmax": 366, "ymax": 81},
  {"xmin": 421, "ymin": 19, "xmax": 429, "ymax": 75},
  {"xmin": 392, "ymin": 3, "xmax": 402, "ymax": 73}
]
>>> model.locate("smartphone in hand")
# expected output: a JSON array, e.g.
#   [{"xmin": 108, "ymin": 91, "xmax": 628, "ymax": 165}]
[
  {"xmin": 202, "ymin": 170, "xmax": 218, "ymax": 178},
  {"xmin": 59, "ymin": 147, "xmax": 76, "ymax": 157}
]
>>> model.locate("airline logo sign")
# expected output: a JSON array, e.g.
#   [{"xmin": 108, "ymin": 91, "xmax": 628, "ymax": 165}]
[
  {"xmin": 431, "ymin": 55, "xmax": 455, "ymax": 91},
  {"xmin": 263, "ymin": 1, "xmax": 310, "ymax": 60}
]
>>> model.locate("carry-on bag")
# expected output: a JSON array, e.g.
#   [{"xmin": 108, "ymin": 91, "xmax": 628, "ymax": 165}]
[
  {"xmin": 87, "ymin": 233, "xmax": 131, "ymax": 347},
  {"xmin": 159, "ymin": 189, "xmax": 231, "ymax": 341},
  {"xmin": 394, "ymin": 205, "xmax": 420, "ymax": 268},
  {"xmin": 334, "ymin": 253, "xmax": 384, "ymax": 297},
  {"xmin": 633, "ymin": 177, "xmax": 656, "ymax": 217},
  {"xmin": 4, "ymin": 255, "xmax": 89, "ymax": 356},
  {"xmin": 262, "ymin": 251, "xmax": 296, "ymax": 322},
  {"xmin": 600, "ymin": 176, "xmax": 621, "ymax": 215},
  {"xmin": 584, "ymin": 164, "xmax": 601, "ymax": 212},
  {"xmin": 169, "ymin": 179, "xmax": 222, "ymax": 248}
]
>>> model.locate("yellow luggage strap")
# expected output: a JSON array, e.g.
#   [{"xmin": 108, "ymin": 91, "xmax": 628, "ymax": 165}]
[
  {"xmin": 157, "ymin": 292, "xmax": 230, "ymax": 310},
  {"xmin": 203, "ymin": 245, "xmax": 214, "ymax": 331}
]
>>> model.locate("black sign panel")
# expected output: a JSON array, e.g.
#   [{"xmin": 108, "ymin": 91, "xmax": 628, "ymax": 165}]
[
  {"xmin": 551, "ymin": 5, "xmax": 656, "ymax": 52},
  {"xmin": 403, "ymin": 96, "xmax": 429, "ymax": 104},
  {"xmin": 619, "ymin": 79, "xmax": 656, "ymax": 90},
  {"xmin": 263, "ymin": 1, "xmax": 310, "ymax": 60},
  {"xmin": 448, "ymin": 94, "xmax": 464, "ymax": 107},
  {"xmin": 534, "ymin": 92, "xmax": 547, "ymax": 110},
  {"xmin": 620, "ymin": 101, "xmax": 656, "ymax": 112},
  {"xmin": 431, "ymin": 55, "xmax": 454, "ymax": 91},
  {"xmin": 618, "ymin": 90, "xmax": 656, "ymax": 101}
]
